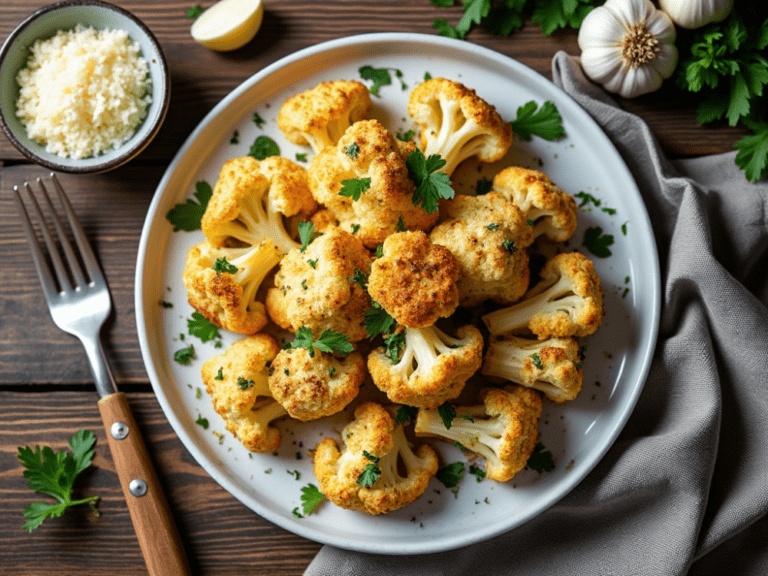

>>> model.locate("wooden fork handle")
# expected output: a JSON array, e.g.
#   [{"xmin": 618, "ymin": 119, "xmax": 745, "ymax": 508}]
[{"xmin": 98, "ymin": 392, "xmax": 191, "ymax": 576}]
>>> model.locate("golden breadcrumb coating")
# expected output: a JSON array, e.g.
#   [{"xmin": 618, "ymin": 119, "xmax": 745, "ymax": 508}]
[
  {"xmin": 367, "ymin": 231, "xmax": 459, "ymax": 328},
  {"xmin": 277, "ymin": 80, "xmax": 371, "ymax": 153},
  {"xmin": 268, "ymin": 347, "xmax": 366, "ymax": 421},
  {"xmin": 492, "ymin": 166, "xmax": 577, "ymax": 243},
  {"xmin": 308, "ymin": 119, "xmax": 438, "ymax": 248},
  {"xmin": 430, "ymin": 192, "xmax": 533, "ymax": 306},
  {"xmin": 183, "ymin": 239, "xmax": 281, "ymax": 334},
  {"xmin": 313, "ymin": 402, "xmax": 438, "ymax": 515},
  {"xmin": 408, "ymin": 77, "xmax": 512, "ymax": 176},
  {"xmin": 201, "ymin": 334, "xmax": 286, "ymax": 452},
  {"xmin": 265, "ymin": 226, "xmax": 372, "ymax": 342}
]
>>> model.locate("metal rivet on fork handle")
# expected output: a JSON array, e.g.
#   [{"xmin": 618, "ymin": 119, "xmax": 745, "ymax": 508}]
[
  {"xmin": 111, "ymin": 421, "xmax": 129, "ymax": 440},
  {"xmin": 129, "ymin": 478, "xmax": 148, "ymax": 497}
]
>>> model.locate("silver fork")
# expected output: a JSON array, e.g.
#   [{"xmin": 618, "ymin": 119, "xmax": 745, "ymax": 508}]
[{"xmin": 13, "ymin": 174, "xmax": 190, "ymax": 576}]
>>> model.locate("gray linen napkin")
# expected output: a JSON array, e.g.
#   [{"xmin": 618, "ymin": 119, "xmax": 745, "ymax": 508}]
[{"xmin": 305, "ymin": 52, "xmax": 768, "ymax": 576}]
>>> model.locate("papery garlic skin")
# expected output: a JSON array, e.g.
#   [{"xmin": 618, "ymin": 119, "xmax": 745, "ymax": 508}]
[
  {"xmin": 659, "ymin": 0, "xmax": 734, "ymax": 29},
  {"xmin": 577, "ymin": 0, "xmax": 678, "ymax": 99}
]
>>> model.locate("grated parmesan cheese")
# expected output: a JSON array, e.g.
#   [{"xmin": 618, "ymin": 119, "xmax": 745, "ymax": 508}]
[{"xmin": 15, "ymin": 25, "xmax": 152, "ymax": 159}]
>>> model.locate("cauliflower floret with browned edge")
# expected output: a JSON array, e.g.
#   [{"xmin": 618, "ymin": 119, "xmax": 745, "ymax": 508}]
[
  {"xmin": 367, "ymin": 231, "xmax": 459, "ymax": 329},
  {"xmin": 201, "ymin": 334, "xmax": 286, "ymax": 452},
  {"xmin": 430, "ymin": 192, "xmax": 533, "ymax": 307},
  {"xmin": 482, "ymin": 335, "xmax": 583, "ymax": 402},
  {"xmin": 407, "ymin": 78, "xmax": 512, "ymax": 177},
  {"xmin": 277, "ymin": 80, "xmax": 372, "ymax": 154},
  {"xmin": 266, "ymin": 226, "xmax": 372, "ymax": 342},
  {"xmin": 268, "ymin": 346, "xmax": 366, "ymax": 421},
  {"xmin": 414, "ymin": 385, "xmax": 542, "ymax": 482},
  {"xmin": 183, "ymin": 239, "xmax": 281, "ymax": 334},
  {"xmin": 201, "ymin": 156, "xmax": 316, "ymax": 254},
  {"xmin": 368, "ymin": 324, "xmax": 484, "ymax": 408},
  {"xmin": 314, "ymin": 402, "xmax": 438, "ymax": 515},
  {"xmin": 483, "ymin": 251, "xmax": 604, "ymax": 340},
  {"xmin": 492, "ymin": 166, "xmax": 578, "ymax": 243},
  {"xmin": 308, "ymin": 119, "xmax": 438, "ymax": 248}
]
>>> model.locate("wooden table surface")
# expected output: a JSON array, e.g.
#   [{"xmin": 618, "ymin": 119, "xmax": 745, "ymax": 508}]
[{"xmin": 0, "ymin": 1, "xmax": 746, "ymax": 574}]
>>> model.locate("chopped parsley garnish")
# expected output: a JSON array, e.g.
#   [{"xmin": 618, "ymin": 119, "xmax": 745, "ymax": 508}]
[
  {"xmin": 349, "ymin": 269, "xmax": 368, "ymax": 289},
  {"xmin": 438, "ymin": 402, "xmax": 456, "ymax": 429},
  {"xmin": 301, "ymin": 279, "xmax": 308, "ymax": 290},
  {"xmin": 195, "ymin": 415, "xmax": 209, "ymax": 429},
  {"xmin": 376, "ymin": 243, "xmax": 384, "ymax": 258},
  {"xmin": 188, "ymin": 312, "xmax": 221, "ymax": 343},
  {"xmin": 166, "ymin": 181, "xmax": 212, "ymax": 232},
  {"xmin": 510, "ymin": 100, "xmax": 565, "ymax": 141},
  {"xmin": 358, "ymin": 66, "xmax": 406, "ymax": 96},
  {"xmin": 407, "ymin": 149, "xmax": 455, "ymax": 214},
  {"xmin": 357, "ymin": 463, "xmax": 382, "ymax": 487},
  {"xmin": 17, "ymin": 430, "xmax": 100, "ymax": 532},
  {"xmin": 436, "ymin": 462, "xmax": 464, "ymax": 488},
  {"xmin": 307, "ymin": 258, "xmax": 318, "ymax": 269},
  {"xmin": 249, "ymin": 135, "xmax": 280, "ymax": 160},
  {"xmin": 396, "ymin": 129, "xmax": 416, "ymax": 142},
  {"xmin": 364, "ymin": 303, "xmax": 397, "ymax": 338},
  {"xmin": 527, "ymin": 442, "xmax": 555, "ymax": 473},
  {"xmin": 530, "ymin": 352, "xmax": 544, "ymax": 370},
  {"xmin": 476, "ymin": 177, "xmax": 492, "ymax": 195},
  {"xmin": 339, "ymin": 177, "xmax": 371, "ymax": 201},
  {"xmin": 230, "ymin": 130, "xmax": 239, "ymax": 144},
  {"xmin": 186, "ymin": 4, "xmax": 203, "ymax": 19},
  {"xmin": 601, "ymin": 207, "xmax": 617, "ymax": 215},
  {"xmin": 363, "ymin": 450, "xmax": 380, "ymax": 463},
  {"xmin": 213, "ymin": 256, "xmax": 238, "ymax": 275},
  {"xmin": 574, "ymin": 191, "xmax": 601, "ymax": 208},
  {"xmin": 290, "ymin": 327, "xmax": 354, "ymax": 357},
  {"xmin": 621, "ymin": 221, "xmax": 628, "ymax": 236},
  {"xmin": 384, "ymin": 331, "xmax": 406, "ymax": 363},
  {"xmin": 174, "ymin": 344, "xmax": 195, "ymax": 365},
  {"xmin": 527, "ymin": 219, "xmax": 535, "ymax": 226},
  {"xmin": 458, "ymin": 413, "xmax": 474, "ymax": 423},
  {"xmin": 292, "ymin": 507, "xmax": 303, "ymax": 519},
  {"xmin": 486, "ymin": 223, "xmax": 500, "ymax": 231},
  {"xmin": 328, "ymin": 367, "xmax": 336, "ymax": 377},
  {"xmin": 237, "ymin": 377, "xmax": 254, "ymax": 390},
  {"xmin": 215, "ymin": 367, "xmax": 224, "ymax": 380},
  {"xmin": 287, "ymin": 470, "xmax": 301, "ymax": 480},
  {"xmin": 295, "ymin": 152, "xmax": 308, "ymax": 162},
  {"xmin": 502, "ymin": 240, "xmax": 517, "ymax": 254},
  {"xmin": 300, "ymin": 484, "xmax": 325, "ymax": 515},
  {"xmin": 468, "ymin": 464, "xmax": 486, "ymax": 483},
  {"xmin": 584, "ymin": 226, "xmax": 614, "ymax": 258},
  {"xmin": 159, "ymin": 300, "xmax": 173, "ymax": 308},
  {"xmin": 252, "ymin": 112, "xmax": 266, "ymax": 128},
  {"xmin": 395, "ymin": 405, "xmax": 418, "ymax": 425},
  {"xmin": 350, "ymin": 223, "xmax": 361, "ymax": 234},
  {"xmin": 424, "ymin": 71, "xmax": 432, "ymax": 81},
  {"xmin": 396, "ymin": 216, "xmax": 408, "ymax": 232},
  {"xmin": 298, "ymin": 221, "xmax": 316, "ymax": 252},
  {"xmin": 345, "ymin": 143, "xmax": 360, "ymax": 159}
]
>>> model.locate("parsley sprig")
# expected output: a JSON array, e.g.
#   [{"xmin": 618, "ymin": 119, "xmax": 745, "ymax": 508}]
[
  {"xmin": 290, "ymin": 327, "xmax": 354, "ymax": 358},
  {"xmin": 510, "ymin": 100, "xmax": 565, "ymax": 141},
  {"xmin": 300, "ymin": 484, "xmax": 325, "ymax": 515},
  {"xmin": 17, "ymin": 430, "xmax": 100, "ymax": 532},
  {"xmin": 407, "ymin": 149, "xmax": 455, "ymax": 214},
  {"xmin": 165, "ymin": 181, "xmax": 212, "ymax": 232}
]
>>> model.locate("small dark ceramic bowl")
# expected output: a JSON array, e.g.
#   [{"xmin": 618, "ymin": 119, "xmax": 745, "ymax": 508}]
[{"xmin": 0, "ymin": 1, "xmax": 170, "ymax": 173}]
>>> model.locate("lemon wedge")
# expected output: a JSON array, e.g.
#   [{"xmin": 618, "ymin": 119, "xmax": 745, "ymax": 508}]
[{"xmin": 191, "ymin": 0, "xmax": 264, "ymax": 51}]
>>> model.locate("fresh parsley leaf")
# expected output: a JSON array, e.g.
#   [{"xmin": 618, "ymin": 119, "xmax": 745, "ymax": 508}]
[
  {"xmin": 308, "ymin": 258, "xmax": 318, "ymax": 269},
  {"xmin": 396, "ymin": 216, "xmax": 408, "ymax": 232},
  {"xmin": 531, "ymin": 0, "xmax": 600, "ymax": 35},
  {"xmin": 433, "ymin": 18, "xmax": 464, "ymax": 39},
  {"xmin": 186, "ymin": 4, "xmax": 203, "ymax": 19},
  {"xmin": 527, "ymin": 442, "xmax": 555, "ymax": 473},
  {"xmin": 395, "ymin": 405, "xmax": 418, "ymax": 425},
  {"xmin": 195, "ymin": 415, "xmax": 209, "ymax": 429},
  {"xmin": 456, "ymin": 0, "xmax": 491, "ymax": 38},
  {"xmin": 252, "ymin": 112, "xmax": 266, "ymax": 128},
  {"xmin": 296, "ymin": 152, "xmax": 308, "ymax": 162},
  {"xmin": 407, "ymin": 149, "xmax": 455, "ymax": 214},
  {"xmin": 350, "ymin": 223, "xmax": 361, "ymax": 235},
  {"xmin": 17, "ymin": 430, "xmax": 99, "ymax": 532},
  {"xmin": 364, "ymin": 304, "xmax": 397, "ymax": 338},
  {"xmin": 468, "ymin": 464, "xmax": 486, "ymax": 482},
  {"xmin": 249, "ymin": 135, "xmax": 280, "ymax": 160},
  {"xmin": 165, "ymin": 181, "xmax": 213, "ymax": 232},
  {"xmin": 436, "ymin": 461, "xmax": 464, "ymax": 488},
  {"xmin": 237, "ymin": 377, "xmax": 254, "ymax": 390},
  {"xmin": 510, "ymin": 100, "xmax": 565, "ymax": 141},
  {"xmin": 188, "ymin": 312, "xmax": 221, "ymax": 343},
  {"xmin": 346, "ymin": 143, "xmax": 360, "ymax": 159},
  {"xmin": 584, "ymin": 226, "xmax": 614, "ymax": 258},
  {"xmin": 502, "ymin": 240, "xmax": 517, "ymax": 254},
  {"xmin": 486, "ymin": 223, "xmax": 500, "ymax": 231},
  {"xmin": 438, "ymin": 402, "xmax": 456, "ymax": 429},
  {"xmin": 290, "ymin": 327, "xmax": 354, "ymax": 357},
  {"xmin": 174, "ymin": 344, "xmax": 195, "ymax": 365},
  {"xmin": 574, "ymin": 190, "xmax": 601, "ymax": 208},
  {"xmin": 363, "ymin": 450, "xmax": 380, "ymax": 463},
  {"xmin": 298, "ymin": 221, "xmax": 316, "ymax": 252},
  {"xmin": 339, "ymin": 177, "xmax": 371, "ymax": 201},
  {"xmin": 349, "ymin": 269, "xmax": 368, "ymax": 289},
  {"xmin": 384, "ymin": 331, "xmax": 406, "ymax": 363},
  {"xmin": 215, "ymin": 367, "xmax": 224, "ymax": 380},
  {"xmin": 300, "ymin": 484, "xmax": 325, "ymax": 515},
  {"xmin": 530, "ymin": 352, "xmax": 544, "ymax": 370},
  {"xmin": 357, "ymin": 463, "xmax": 382, "ymax": 487},
  {"xmin": 734, "ymin": 120, "xmax": 768, "ymax": 182},
  {"xmin": 359, "ymin": 66, "xmax": 406, "ymax": 96},
  {"xmin": 396, "ymin": 129, "xmax": 416, "ymax": 142},
  {"xmin": 213, "ymin": 256, "xmax": 238, "ymax": 275}
]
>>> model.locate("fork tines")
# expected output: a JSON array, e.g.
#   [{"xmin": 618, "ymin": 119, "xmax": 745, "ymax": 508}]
[{"xmin": 12, "ymin": 173, "xmax": 102, "ymax": 299}]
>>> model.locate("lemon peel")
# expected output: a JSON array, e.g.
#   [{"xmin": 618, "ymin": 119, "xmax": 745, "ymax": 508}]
[{"xmin": 191, "ymin": 0, "xmax": 264, "ymax": 52}]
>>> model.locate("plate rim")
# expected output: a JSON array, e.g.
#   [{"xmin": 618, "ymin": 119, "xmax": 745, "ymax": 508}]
[{"xmin": 135, "ymin": 31, "xmax": 661, "ymax": 554}]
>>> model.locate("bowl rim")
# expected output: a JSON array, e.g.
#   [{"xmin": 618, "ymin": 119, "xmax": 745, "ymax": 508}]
[{"xmin": 0, "ymin": 0, "xmax": 171, "ymax": 173}]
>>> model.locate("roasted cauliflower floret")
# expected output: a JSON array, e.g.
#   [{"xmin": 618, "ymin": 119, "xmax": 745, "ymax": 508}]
[
  {"xmin": 407, "ymin": 78, "xmax": 512, "ymax": 177},
  {"xmin": 414, "ymin": 385, "xmax": 542, "ymax": 482},
  {"xmin": 308, "ymin": 119, "xmax": 438, "ymax": 248},
  {"xmin": 314, "ymin": 402, "xmax": 438, "ymax": 515},
  {"xmin": 429, "ymin": 192, "xmax": 533, "ymax": 306},
  {"xmin": 483, "ymin": 252, "xmax": 604, "ymax": 340},
  {"xmin": 201, "ymin": 334, "xmax": 286, "ymax": 452},
  {"xmin": 268, "ymin": 346, "xmax": 366, "ymax": 421},
  {"xmin": 201, "ymin": 156, "xmax": 316, "ymax": 254},
  {"xmin": 183, "ymin": 239, "xmax": 281, "ymax": 334},
  {"xmin": 277, "ymin": 80, "xmax": 372, "ymax": 154},
  {"xmin": 367, "ymin": 325, "xmax": 484, "ymax": 408},
  {"xmin": 265, "ymin": 226, "xmax": 372, "ymax": 342},
  {"xmin": 367, "ymin": 231, "xmax": 460, "ymax": 329},
  {"xmin": 482, "ymin": 335, "xmax": 583, "ymax": 402},
  {"xmin": 492, "ymin": 166, "xmax": 577, "ymax": 243}
]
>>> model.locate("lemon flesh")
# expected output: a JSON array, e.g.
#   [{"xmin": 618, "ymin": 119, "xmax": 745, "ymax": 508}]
[{"xmin": 191, "ymin": 0, "xmax": 264, "ymax": 51}]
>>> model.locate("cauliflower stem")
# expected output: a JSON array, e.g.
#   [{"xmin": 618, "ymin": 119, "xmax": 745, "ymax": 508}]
[{"xmin": 217, "ymin": 192, "xmax": 298, "ymax": 255}]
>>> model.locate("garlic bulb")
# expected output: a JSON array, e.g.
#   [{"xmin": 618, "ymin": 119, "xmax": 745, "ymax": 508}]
[
  {"xmin": 659, "ymin": 0, "xmax": 733, "ymax": 29},
  {"xmin": 577, "ymin": 0, "xmax": 678, "ymax": 99}
]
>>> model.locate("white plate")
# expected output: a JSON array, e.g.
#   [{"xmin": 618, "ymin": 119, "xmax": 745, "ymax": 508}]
[{"xmin": 135, "ymin": 33, "xmax": 660, "ymax": 554}]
